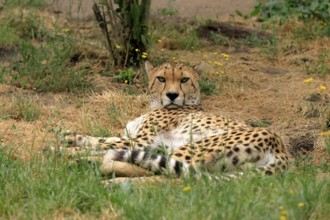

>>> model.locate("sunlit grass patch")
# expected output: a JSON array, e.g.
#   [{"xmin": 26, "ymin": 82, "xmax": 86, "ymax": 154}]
[{"xmin": 0, "ymin": 95, "xmax": 41, "ymax": 122}]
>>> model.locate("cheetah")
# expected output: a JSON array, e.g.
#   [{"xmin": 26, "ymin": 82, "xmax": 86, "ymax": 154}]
[{"xmin": 62, "ymin": 62, "xmax": 292, "ymax": 177}]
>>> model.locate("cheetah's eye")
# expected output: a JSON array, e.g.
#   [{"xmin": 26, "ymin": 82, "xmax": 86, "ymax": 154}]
[
  {"xmin": 156, "ymin": 76, "xmax": 166, "ymax": 83},
  {"xmin": 181, "ymin": 77, "xmax": 190, "ymax": 83}
]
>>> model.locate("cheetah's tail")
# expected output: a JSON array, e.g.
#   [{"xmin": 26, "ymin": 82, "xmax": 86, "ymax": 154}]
[{"xmin": 104, "ymin": 149, "xmax": 190, "ymax": 176}]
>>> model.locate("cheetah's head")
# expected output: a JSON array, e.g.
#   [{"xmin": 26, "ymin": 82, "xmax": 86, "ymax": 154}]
[{"xmin": 145, "ymin": 62, "xmax": 205, "ymax": 109}]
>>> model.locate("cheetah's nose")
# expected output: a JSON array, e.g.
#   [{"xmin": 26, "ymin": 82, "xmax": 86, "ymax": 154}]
[{"xmin": 166, "ymin": 92, "xmax": 179, "ymax": 101}]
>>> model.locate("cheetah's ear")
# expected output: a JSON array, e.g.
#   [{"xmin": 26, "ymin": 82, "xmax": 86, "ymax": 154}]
[
  {"xmin": 145, "ymin": 61, "xmax": 154, "ymax": 78},
  {"xmin": 193, "ymin": 62, "xmax": 205, "ymax": 76}
]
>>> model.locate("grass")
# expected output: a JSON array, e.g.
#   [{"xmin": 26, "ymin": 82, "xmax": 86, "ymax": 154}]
[
  {"xmin": 0, "ymin": 95, "xmax": 41, "ymax": 122},
  {"xmin": 8, "ymin": 40, "xmax": 91, "ymax": 93},
  {"xmin": 0, "ymin": 148, "xmax": 110, "ymax": 219},
  {"xmin": 305, "ymin": 48, "xmax": 329, "ymax": 76},
  {"xmin": 0, "ymin": 147, "xmax": 329, "ymax": 219}
]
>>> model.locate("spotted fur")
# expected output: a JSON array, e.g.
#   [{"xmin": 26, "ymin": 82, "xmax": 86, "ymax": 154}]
[{"xmin": 62, "ymin": 62, "xmax": 292, "ymax": 177}]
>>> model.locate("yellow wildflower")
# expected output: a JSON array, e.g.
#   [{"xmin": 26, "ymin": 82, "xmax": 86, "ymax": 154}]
[
  {"xmin": 221, "ymin": 53, "xmax": 229, "ymax": 58},
  {"xmin": 279, "ymin": 206, "xmax": 284, "ymax": 210},
  {"xmin": 207, "ymin": 60, "xmax": 211, "ymax": 64},
  {"xmin": 220, "ymin": 70, "xmax": 225, "ymax": 75},
  {"xmin": 161, "ymin": 48, "xmax": 165, "ymax": 51},
  {"xmin": 297, "ymin": 203, "xmax": 305, "ymax": 207},
  {"xmin": 141, "ymin": 52, "xmax": 148, "ymax": 59},
  {"xmin": 214, "ymin": 61, "xmax": 223, "ymax": 67},
  {"xmin": 213, "ymin": 52, "xmax": 218, "ymax": 55},
  {"xmin": 157, "ymin": 39, "xmax": 162, "ymax": 43},
  {"xmin": 124, "ymin": 80, "xmax": 128, "ymax": 84},
  {"xmin": 115, "ymin": 44, "xmax": 121, "ymax": 49},
  {"xmin": 62, "ymin": 28, "xmax": 70, "ymax": 33},
  {"xmin": 281, "ymin": 210, "xmax": 288, "ymax": 216},
  {"xmin": 280, "ymin": 216, "xmax": 287, "ymax": 220},
  {"xmin": 135, "ymin": 48, "xmax": 139, "ymax": 52},
  {"xmin": 183, "ymin": 186, "xmax": 191, "ymax": 191},
  {"xmin": 320, "ymin": 130, "xmax": 330, "ymax": 136},
  {"xmin": 320, "ymin": 85, "xmax": 327, "ymax": 90},
  {"xmin": 304, "ymin": 77, "xmax": 313, "ymax": 83},
  {"xmin": 172, "ymin": 57, "xmax": 176, "ymax": 60}
]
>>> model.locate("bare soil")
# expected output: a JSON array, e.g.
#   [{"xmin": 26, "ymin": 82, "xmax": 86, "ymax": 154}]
[{"xmin": 0, "ymin": 1, "xmax": 329, "ymax": 166}]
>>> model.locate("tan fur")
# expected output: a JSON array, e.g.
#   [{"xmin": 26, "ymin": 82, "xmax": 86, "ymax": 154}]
[{"xmin": 61, "ymin": 62, "xmax": 292, "ymax": 177}]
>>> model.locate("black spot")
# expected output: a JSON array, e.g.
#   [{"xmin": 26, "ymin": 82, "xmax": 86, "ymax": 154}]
[
  {"xmin": 275, "ymin": 149, "xmax": 280, "ymax": 153},
  {"xmin": 207, "ymin": 149, "xmax": 214, "ymax": 153},
  {"xmin": 117, "ymin": 150, "xmax": 127, "ymax": 161},
  {"xmin": 124, "ymin": 142, "xmax": 130, "ymax": 147},
  {"xmin": 181, "ymin": 130, "xmax": 188, "ymax": 134},
  {"xmin": 232, "ymin": 156, "xmax": 239, "ymax": 166},
  {"xmin": 190, "ymin": 145, "xmax": 196, "ymax": 149},
  {"xmin": 142, "ymin": 137, "xmax": 149, "ymax": 141},
  {"xmin": 226, "ymin": 150, "xmax": 233, "ymax": 157},
  {"xmin": 270, "ymin": 164, "xmax": 275, "ymax": 167},
  {"xmin": 277, "ymin": 160, "xmax": 282, "ymax": 165},
  {"xmin": 131, "ymin": 150, "xmax": 141, "ymax": 163},
  {"xmin": 150, "ymin": 154, "xmax": 158, "ymax": 160},
  {"xmin": 213, "ymin": 137, "xmax": 219, "ymax": 142},
  {"xmin": 262, "ymin": 131, "xmax": 268, "ymax": 136},
  {"xmin": 185, "ymin": 155, "xmax": 191, "ymax": 160},
  {"xmin": 234, "ymin": 137, "xmax": 240, "ymax": 140},
  {"xmin": 253, "ymin": 133, "xmax": 259, "ymax": 138},
  {"xmin": 265, "ymin": 170, "xmax": 273, "ymax": 175},
  {"xmin": 98, "ymin": 138, "xmax": 106, "ymax": 143},
  {"xmin": 174, "ymin": 153, "xmax": 183, "ymax": 157},
  {"xmin": 228, "ymin": 141, "xmax": 234, "ymax": 145},
  {"xmin": 159, "ymin": 156, "xmax": 167, "ymax": 168},
  {"xmin": 282, "ymin": 165, "xmax": 287, "ymax": 169},
  {"xmin": 233, "ymin": 147, "xmax": 240, "ymax": 152},
  {"xmin": 258, "ymin": 143, "xmax": 264, "ymax": 148},
  {"xmin": 180, "ymin": 147, "xmax": 187, "ymax": 151},
  {"xmin": 174, "ymin": 161, "xmax": 182, "ymax": 175},
  {"xmin": 215, "ymin": 149, "xmax": 222, "ymax": 153},
  {"xmin": 244, "ymin": 137, "xmax": 250, "ymax": 141},
  {"xmin": 245, "ymin": 148, "xmax": 252, "ymax": 154}
]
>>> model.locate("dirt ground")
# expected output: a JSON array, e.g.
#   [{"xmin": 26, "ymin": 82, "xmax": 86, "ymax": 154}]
[
  {"xmin": 46, "ymin": 0, "xmax": 256, "ymax": 20},
  {"xmin": 0, "ymin": 1, "xmax": 329, "ymax": 166}
]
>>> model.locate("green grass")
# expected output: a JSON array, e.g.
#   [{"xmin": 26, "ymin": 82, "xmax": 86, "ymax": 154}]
[
  {"xmin": 8, "ymin": 40, "xmax": 91, "ymax": 93},
  {"xmin": 110, "ymin": 172, "xmax": 329, "ymax": 220},
  {"xmin": 0, "ymin": 148, "xmax": 110, "ymax": 219},
  {"xmin": 1, "ymin": 0, "xmax": 47, "ymax": 8},
  {"xmin": 0, "ymin": 96, "xmax": 42, "ymax": 122},
  {"xmin": 1, "ymin": 146, "xmax": 329, "ymax": 219}
]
